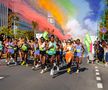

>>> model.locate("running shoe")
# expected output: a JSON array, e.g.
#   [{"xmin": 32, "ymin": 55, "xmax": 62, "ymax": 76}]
[
  {"xmin": 76, "ymin": 69, "xmax": 79, "ymax": 73},
  {"xmin": 26, "ymin": 64, "xmax": 28, "ymax": 67},
  {"xmin": 21, "ymin": 61, "xmax": 26, "ymax": 65},
  {"xmin": 50, "ymin": 69, "xmax": 54, "ymax": 76},
  {"xmin": 14, "ymin": 62, "xmax": 17, "ymax": 65},
  {"xmin": 32, "ymin": 66, "xmax": 35, "ymax": 70},
  {"xmin": 6, "ymin": 61, "xmax": 10, "ymax": 66},
  {"xmin": 53, "ymin": 63, "xmax": 56, "ymax": 67},
  {"xmin": 67, "ymin": 68, "xmax": 71, "ymax": 73},
  {"xmin": 35, "ymin": 64, "xmax": 40, "ymax": 68},
  {"xmin": 40, "ymin": 69, "xmax": 44, "ymax": 74},
  {"xmin": 57, "ymin": 66, "xmax": 59, "ymax": 72},
  {"xmin": 44, "ymin": 66, "xmax": 47, "ymax": 71}
]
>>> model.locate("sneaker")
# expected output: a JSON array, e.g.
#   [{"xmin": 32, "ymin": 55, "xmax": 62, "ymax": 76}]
[
  {"xmin": 67, "ymin": 68, "xmax": 71, "ymax": 73},
  {"xmin": 76, "ymin": 70, "xmax": 79, "ymax": 73},
  {"xmin": 50, "ymin": 69, "xmax": 54, "ymax": 76},
  {"xmin": 32, "ymin": 66, "xmax": 35, "ymax": 70},
  {"xmin": 57, "ymin": 66, "xmax": 59, "ymax": 72},
  {"xmin": 44, "ymin": 66, "xmax": 47, "ymax": 71},
  {"xmin": 7, "ymin": 62, "xmax": 10, "ymax": 66},
  {"xmin": 26, "ymin": 64, "xmax": 28, "ymax": 67},
  {"xmin": 14, "ymin": 62, "xmax": 17, "ymax": 65},
  {"xmin": 35, "ymin": 64, "xmax": 40, "ymax": 68},
  {"xmin": 40, "ymin": 69, "xmax": 44, "ymax": 74},
  {"xmin": 21, "ymin": 61, "xmax": 25, "ymax": 65},
  {"xmin": 53, "ymin": 63, "xmax": 56, "ymax": 67}
]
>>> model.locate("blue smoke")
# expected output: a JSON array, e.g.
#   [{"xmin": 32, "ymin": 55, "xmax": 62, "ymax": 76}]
[{"xmin": 85, "ymin": 0, "xmax": 104, "ymax": 21}]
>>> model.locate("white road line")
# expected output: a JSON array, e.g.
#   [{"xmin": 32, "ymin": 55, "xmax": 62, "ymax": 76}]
[
  {"xmin": 96, "ymin": 72, "xmax": 100, "ymax": 75},
  {"xmin": 95, "ymin": 69, "xmax": 99, "ymax": 72},
  {"xmin": 96, "ymin": 77, "xmax": 101, "ymax": 81},
  {"xmin": 95, "ymin": 66, "xmax": 98, "ymax": 69},
  {"xmin": 0, "ymin": 77, "xmax": 4, "ymax": 80},
  {"xmin": 97, "ymin": 83, "xmax": 103, "ymax": 89}
]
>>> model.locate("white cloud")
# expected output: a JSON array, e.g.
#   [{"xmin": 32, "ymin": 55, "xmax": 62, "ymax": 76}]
[
  {"xmin": 84, "ymin": 19, "xmax": 98, "ymax": 35},
  {"xmin": 64, "ymin": 18, "xmax": 87, "ymax": 40},
  {"xmin": 64, "ymin": 18, "xmax": 98, "ymax": 41}
]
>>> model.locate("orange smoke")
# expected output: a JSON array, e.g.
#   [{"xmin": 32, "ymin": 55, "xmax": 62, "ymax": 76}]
[{"xmin": 37, "ymin": 0, "xmax": 67, "ymax": 26}]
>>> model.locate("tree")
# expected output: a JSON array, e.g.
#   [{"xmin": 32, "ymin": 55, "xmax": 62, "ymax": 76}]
[{"xmin": 32, "ymin": 21, "xmax": 39, "ymax": 38}]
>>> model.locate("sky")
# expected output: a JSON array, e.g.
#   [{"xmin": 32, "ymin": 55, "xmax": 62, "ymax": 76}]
[
  {"xmin": 65, "ymin": 0, "xmax": 105, "ymax": 40},
  {"xmin": 71, "ymin": 0, "xmax": 90, "ymax": 23}
]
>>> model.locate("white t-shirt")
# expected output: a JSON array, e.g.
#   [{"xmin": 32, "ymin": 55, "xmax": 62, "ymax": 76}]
[{"xmin": 88, "ymin": 52, "xmax": 94, "ymax": 60}]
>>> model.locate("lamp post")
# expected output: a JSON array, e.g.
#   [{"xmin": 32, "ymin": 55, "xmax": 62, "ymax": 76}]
[{"xmin": 13, "ymin": 15, "xmax": 17, "ymax": 38}]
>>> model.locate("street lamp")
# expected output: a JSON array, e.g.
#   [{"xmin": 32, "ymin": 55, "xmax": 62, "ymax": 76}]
[{"xmin": 13, "ymin": 15, "xmax": 17, "ymax": 37}]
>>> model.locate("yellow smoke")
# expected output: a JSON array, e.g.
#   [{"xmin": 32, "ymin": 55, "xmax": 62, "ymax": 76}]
[{"xmin": 37, "ymin": 0, "xmax": 67, "ymax": 26}]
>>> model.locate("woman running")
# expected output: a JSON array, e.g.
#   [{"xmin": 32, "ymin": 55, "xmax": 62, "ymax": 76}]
[
  {"xmin": 75, "ymin": 39, "xmax": 84, "ymax": 73},
  {"xmin": 65, "ymin": 40, "xmax": 74, "ymax": 73},
  {"xmin": 32, "ymin": 38, "xmax": 40, "ymax": 69},
  {"xmin": 39, "ymin": 37, "xmax": 46, "ymax": 74}
]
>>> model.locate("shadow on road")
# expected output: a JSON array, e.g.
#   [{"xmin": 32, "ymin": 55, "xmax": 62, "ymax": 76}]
[{"xmin": 53, "ymin": 65, "xmax": 88, "ymax": 78}]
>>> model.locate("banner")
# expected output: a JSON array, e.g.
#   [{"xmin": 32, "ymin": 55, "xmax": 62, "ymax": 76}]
[
  {"xmin": 85, "ymin": 33, "xmax": 92, "ymax": 44},
  {"xmin": 84, "ymin": 38, "xmax": 90, "ymax": 52},
  {"xmin": 42, "ymin": 31, "xmax": 48, "ymax": 40}
]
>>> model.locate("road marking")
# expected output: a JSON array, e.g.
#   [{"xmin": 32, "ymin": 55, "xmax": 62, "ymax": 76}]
[
  {"xmin": 97, "ymin": 83, "xmax": 103, "ymax": 89},
  {"xmin": 95, "ymin": 66, "xmax": 98, "ymax": 69},
  {"xmin": 95, "ymin": 69, "xmax": 99, "ymax": 72},
  {"xmin": 96, "ymin": 77, "xmax": 101, "ymax": 81},
  {"xmin": 95, "ymin": 66, "xmax": 104, "ymax": 89},
  {"xmin": 96, "ymin": 72, "xmax": 100, "ymax": 75},
  {"xmin": 0, "ymin": 77, "xmax": 4, "ymax": 80}
]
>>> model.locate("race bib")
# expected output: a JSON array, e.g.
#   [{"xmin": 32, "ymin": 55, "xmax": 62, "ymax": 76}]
[{"xmin": 77, "ymin": 49, "xmax": 81, "ymax": 52}]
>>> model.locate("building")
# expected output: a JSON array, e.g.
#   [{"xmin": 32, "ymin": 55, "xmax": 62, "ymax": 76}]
[
  {"xmin": 0, "ymin": 3, "xmax": 8, "ymax": 27},
  {"xmin": 0, "ymin": 2, "xmax": 32, "ymax": 31}
]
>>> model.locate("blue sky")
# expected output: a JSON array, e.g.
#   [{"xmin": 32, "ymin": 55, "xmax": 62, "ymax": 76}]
[
  {"xmin": 71, "ymin": 0, "xmax": 104, "ymax": 23},
  {"xmin": 65, "ymin": 0, "xmax": 105, "ymax": 38},
  {"xmin": 71, "ymin": 0, "xmax": 90, "ymax": 23}
]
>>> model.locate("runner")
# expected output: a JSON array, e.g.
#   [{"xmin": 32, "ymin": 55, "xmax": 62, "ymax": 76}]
[
  {"xmin": 21, "ymin": 38, "xmax": 29, "ymax": 66},
  {"xmin": 6, "ymin": 38, "xmax": 15, "ymax": 65},
  {"xmin": 39, "ymin": 37, "xmax": 46, "ymax": 74},
  {"xmin": 29, "ymin": 39, "xmax": 34, "ymax": 59},
  {"xmin": 0, "ymin": 41, "xmax": 3, "ymax": 59},
  {"xmin": 65, "ymin": 40, "xmax": 74, "ymax": 73},
  {"xmin": 75, "ymin": 39, "xmax": 84, "ymax": 73},
  {"xmin": 56, "ymin": 40, "xmax": 61, "ymax": 72},
  {"xmin": 13, "ymin": 39, "xmax": 19, "ymax": 65},
  {"xmin": 46, "ymin": 35, "xmax": 56, "ymax": 75},
  {"xmin": 18, "ymin": 37, "xmax": 24, "ymax": 62},
  {"xmin": 32, "ymin": 38, "xmax": 40, "ymax": 69}
]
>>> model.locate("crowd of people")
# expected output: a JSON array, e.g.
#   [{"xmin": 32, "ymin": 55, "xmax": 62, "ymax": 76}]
[
  {"xmin": 0, "ymin": 33, "xmax": 85, "ymax": 75},
  {"xmin": 0, "ymin": 33, "xmax": 108, "ymax": 76},
  {"xmin": 93, "ymin": 40, "xmax": 108, "ymax": 66}
]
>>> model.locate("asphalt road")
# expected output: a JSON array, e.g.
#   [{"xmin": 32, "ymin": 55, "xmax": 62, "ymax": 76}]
[{"xmin": 0, "ymin": 59, "xmax": 103, "ymax": 90}]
